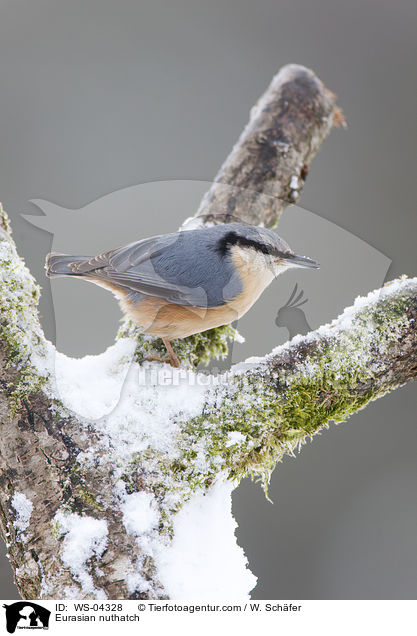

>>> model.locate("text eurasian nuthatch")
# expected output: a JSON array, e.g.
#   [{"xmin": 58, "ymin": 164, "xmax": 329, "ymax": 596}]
[{"xmin": 46, "ymin": 222, "xmax": 319, "ymax": 367}]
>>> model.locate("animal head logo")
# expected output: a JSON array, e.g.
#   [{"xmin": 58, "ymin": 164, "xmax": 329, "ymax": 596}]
[
  {"xmin": 3, "ymin": 602, "xmax": 50, "ymax": 633},
  {"xmin": 275, "ymin": 283, "xmax": 311, "ymax": 339}
]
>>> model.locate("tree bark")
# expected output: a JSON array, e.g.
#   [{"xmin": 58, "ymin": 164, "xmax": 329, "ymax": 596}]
[
  {"xmin": 188, "ymin": 64, "xmax": 344, "ymax": 229},
  {"xmin": 2, "ymin": 64, "xmax": 412, "ymax": 603}
]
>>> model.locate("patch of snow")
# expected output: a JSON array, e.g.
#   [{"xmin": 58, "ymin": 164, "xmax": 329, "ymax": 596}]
[
  {"xmin": 88, "ymin": 361, "xmax": 209, "ymax": 464},
  {"xmin": 226, "ymin": 431, "xmax": 246, "ymax": 447},
  {"xmin": 54, "ymin": 511, "xmax": 108, "ymax": 598},
  {"xmin": 53, "ymin": 338, "xmax": 137, "ymax": 419},
  {"xmin": 290, "ymin": 175, "xmax": 299, "ymax": 190},
  {"xmin": 62, "ymin": 585, "xmax": 84, "ymax": 599},
  {"xmin": 121, "ymin": 491, "xmax": 160, "ymax": 536},
  {"xmin": 154, "ymin": 480, "xmax": 257, "ymax": 599},
  {"xmin": 11, "ymin": 492, "xmax": 33, "ymax": 534},
  {"xmin": 230, "ymin": 357, "xmax": 263, "ymax": 376},
  {"xmin": 125, "ymin": 569, "xmax": 151, "ymax": 595}
]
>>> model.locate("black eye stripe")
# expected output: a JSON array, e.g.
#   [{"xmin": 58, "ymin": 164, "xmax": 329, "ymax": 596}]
[{"xmin": 216, "ymin": 231, "xmax": 285, "ymax": 258}]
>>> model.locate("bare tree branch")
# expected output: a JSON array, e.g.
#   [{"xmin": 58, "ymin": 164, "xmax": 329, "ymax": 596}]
[{"xmin": 190, "ymin": 64, "xmax": 344, "ymax": 229}]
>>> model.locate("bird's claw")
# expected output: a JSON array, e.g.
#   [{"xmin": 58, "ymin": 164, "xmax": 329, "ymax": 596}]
[{"xmin": 146, "ymin": 354, "xmax": 180, "ymax": 368}]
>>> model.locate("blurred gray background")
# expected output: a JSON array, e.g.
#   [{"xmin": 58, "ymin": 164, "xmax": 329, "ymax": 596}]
[{"xmin": 0, "ymin": 0, "xmax": 416, "ymax": 598}]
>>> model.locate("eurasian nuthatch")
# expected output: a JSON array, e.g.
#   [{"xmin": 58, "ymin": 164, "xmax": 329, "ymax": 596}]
[{"xmin": 46, "ymin": 222, "xmax": 319, "ymax": 366}]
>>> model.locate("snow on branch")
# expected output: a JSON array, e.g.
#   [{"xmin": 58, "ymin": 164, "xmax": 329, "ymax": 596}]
[{"xmin": 187, "ymin": 277, "xmax": 417, "ymax": 489}]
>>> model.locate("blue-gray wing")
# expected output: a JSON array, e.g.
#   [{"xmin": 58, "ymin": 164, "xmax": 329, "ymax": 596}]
[{"xmin": 72, "ymin": 229, "xmax": 242, "ymax": 308}]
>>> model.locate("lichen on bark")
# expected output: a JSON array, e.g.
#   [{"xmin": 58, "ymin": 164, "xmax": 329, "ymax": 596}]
[{"xmin": 0, "ymin": 215, "xmax": 50, "ymax": 412}]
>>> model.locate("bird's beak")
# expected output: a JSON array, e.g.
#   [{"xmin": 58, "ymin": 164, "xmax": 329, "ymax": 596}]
[{"xmin": 283, "ymin": 253, "xmax": 320, "ymax": 269}]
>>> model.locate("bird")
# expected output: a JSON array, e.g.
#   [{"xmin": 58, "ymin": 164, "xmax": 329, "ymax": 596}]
[{"xmin": 45, "ymin": 222, "xmax": 319, "ymax": 367}]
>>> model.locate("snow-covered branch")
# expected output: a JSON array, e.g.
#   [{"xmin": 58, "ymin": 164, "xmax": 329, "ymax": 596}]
[
  {"xmin": 2, "ymin": 65, "xmax": 413, "ymax": 602},
  {"xmin": 187, "ymin": 277, "xmax": 417, "ymax": 489}
]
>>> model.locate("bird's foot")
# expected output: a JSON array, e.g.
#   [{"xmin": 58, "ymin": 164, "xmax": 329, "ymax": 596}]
[
  {"xmin": 146, "ymin": 354, "xmax": 180, "ymax": 368},
  {"xmin": 146, "ymin": 338, "xmax": 180, "ymax": 368}
]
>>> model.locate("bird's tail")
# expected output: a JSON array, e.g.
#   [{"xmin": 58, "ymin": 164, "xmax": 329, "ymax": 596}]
[{"xmin": 45, "ymin": 253, "xmax": 90, "ymax": 277}]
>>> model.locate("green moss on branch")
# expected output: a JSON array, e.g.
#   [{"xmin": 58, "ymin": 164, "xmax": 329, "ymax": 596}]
[{"xmin": 117, "ymin": 317, "xmax": 241, "ymax": 368}]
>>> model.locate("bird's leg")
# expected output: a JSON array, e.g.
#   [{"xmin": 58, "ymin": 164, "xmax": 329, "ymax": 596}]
[
  {"xmin": 146, "ymin": 338, "xmax": 180, "ymax": 367},
  {"xmin": 162, "ymin": 338, "xmax": 180, "ymax": 368}
]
